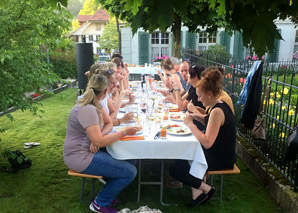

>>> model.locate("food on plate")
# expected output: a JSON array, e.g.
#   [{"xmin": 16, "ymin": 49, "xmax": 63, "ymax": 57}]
[
  {"xmin": 166, "ymin": 124, "xmax": 181, "ymax": 129},
  {"xmin": 171, "ymin": 115, "xmax": 181, "ymax": 119}
]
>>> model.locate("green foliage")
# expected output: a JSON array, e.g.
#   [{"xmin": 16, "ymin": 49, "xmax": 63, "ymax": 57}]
[
  {"xmin": 79, "ymin": 0, "xmax": 99, "ymax": 15},
  {"xmin": 50, "ymin": 39, "xmax": 77, "ymax": 79},
  {"xmin": 200, "ymin": 44, "xmax": 231, "ymax": 61},
  {"xmin": 118, "ymin": 0, "xmax": 298, "ymax": 57},
  {"xmin": 98, "ymin": 18, "xmax": 119, "ymax": 53},
  {"xmin": 0, "ymin": 0, "xmax": 72, "ymax": 116}
]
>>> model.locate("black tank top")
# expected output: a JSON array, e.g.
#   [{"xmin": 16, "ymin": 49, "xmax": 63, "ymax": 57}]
[{"xmin": 203, "ymin": 102, "xmax": 236, "ymax": 171}]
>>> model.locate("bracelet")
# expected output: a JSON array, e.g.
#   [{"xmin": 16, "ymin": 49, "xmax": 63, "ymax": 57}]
[
  {"xmin": 168, "ymin": 89, "xmax": 174, "ymax": 93},
  {"xmin": 174, "ymin": 89, "xmax": 181, "ymax": 92},
  {"xmin": 117, "ymin": 119, "xmax": 121, "ymax": 125},
  {"xmin": 121, "ymin": 129, "xmax": 126, "ymax": 136}
]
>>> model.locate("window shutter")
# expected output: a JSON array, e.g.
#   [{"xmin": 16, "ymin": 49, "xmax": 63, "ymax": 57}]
[
  {"xmin": 268, "ymin": 29, "xmax": 281, "ymax": 62},
  {"xmin": 138, "ymin": 31, "xmax": 149, "ymax": 65},
  {"xmin": 233, "ymin": 31, "xmax": 244, "ymax": 62},
  {"xmin": 220, "ymin": 31, "xmax": 231, "ymax": 53},
  {"xmin": 186, "ymin": 31, "xmax": 196, "ymax": 51}
]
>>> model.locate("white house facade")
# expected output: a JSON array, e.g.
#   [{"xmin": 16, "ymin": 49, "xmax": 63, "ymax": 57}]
[
  {"xmin": 120, "ymin": 19, "xmax": 298, "ymax": 65},
  {"xmin": 69, "ymin": 9, "xmax": 109, "ymax": 54}
]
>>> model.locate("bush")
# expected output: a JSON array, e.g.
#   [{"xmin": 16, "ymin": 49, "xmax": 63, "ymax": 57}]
[{"xmin": 50, "ymin": 39, "xmax": 77, "ymax": 79}]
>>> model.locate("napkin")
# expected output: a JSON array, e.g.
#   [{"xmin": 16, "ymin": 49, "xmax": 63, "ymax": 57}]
[
  {"xmin": 120, "ymin": 136, "xmax": 145, "ymax": 141},
  {"xmin": 169, "ymin": 109, "xmax": 180, "ymax": 112}
]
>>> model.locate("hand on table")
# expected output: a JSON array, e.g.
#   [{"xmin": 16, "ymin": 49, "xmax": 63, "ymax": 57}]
[{"xmin": 124, "ymin": 126, "xmax": 141, "ymax": 135}]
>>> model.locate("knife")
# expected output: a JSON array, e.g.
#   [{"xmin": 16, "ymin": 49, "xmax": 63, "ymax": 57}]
[{"xmin": 154, "ymin": 132, "xmax": 161, "ymax": 139}]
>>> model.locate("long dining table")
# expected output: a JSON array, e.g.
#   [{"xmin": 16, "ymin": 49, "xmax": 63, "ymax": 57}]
[{"xmin": 106, "ymin": 81, "xmax": 208, "ymax": 205}]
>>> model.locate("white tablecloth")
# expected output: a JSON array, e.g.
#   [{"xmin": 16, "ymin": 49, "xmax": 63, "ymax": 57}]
[
  {"xmin": 107, "ymin": 125, "xmax": 208, "ymax": 179},
  {"xmin": 128, "ymin": 67, "xmax": 162, "ymax": 75}
]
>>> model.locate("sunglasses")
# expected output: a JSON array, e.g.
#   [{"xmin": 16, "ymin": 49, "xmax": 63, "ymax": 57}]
[{"xmin": 107, "ymin": 69, "xmax": 115, "ymax": 74}]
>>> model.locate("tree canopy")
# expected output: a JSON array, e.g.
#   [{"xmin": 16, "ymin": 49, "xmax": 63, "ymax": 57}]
[
  {"xmin": 98, "ymin": 0, "xmax": 298, "ymax": 57},
  {"xmin": 0, "ymin": 0, "xmax": 72, "ymax": 118},
  {"xmin": 98, "ymin": 18, "xmax": 118, "ymax": 54}
]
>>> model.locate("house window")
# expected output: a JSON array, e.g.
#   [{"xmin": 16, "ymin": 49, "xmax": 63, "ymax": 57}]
[
  {"xmin": 96, "ymin": 23, "xmax": 101, "ymax": 31},
  {"xmin": 198, "ymin": 31, "xmax": 217, "ymax": 52},
  {"xmin": 89, "ymin": 35, "xmax": 93, "ymax": 41},
  {"xmin": 150, "ymin": 32, "xmax": 170, "ymax": 62},
  {"xmin": 208, "ymin": 32, "xmax": 217, "ymax": 43},
  {"xmin": 161, "ymin": 33, "xmax": 169, "ymax": 44},
  {"xmin": 198, "ymin": 31, "xmax": 207, "ymax": 43},
  {"xmin": 96, "ymin": 35, "xmax": 100, "ymax": 41}
]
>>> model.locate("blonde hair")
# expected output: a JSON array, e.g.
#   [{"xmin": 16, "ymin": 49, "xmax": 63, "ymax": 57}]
[
  {"xmin": 106, "ymin": 62, "xmax": 117, "ymax": 70},
  {"xmin": 78, "ymin": 74, "xmax": 109, "ymax": 123},
  {"xmin": 88, "ymin": 63, "xmax": 109, "ymax": 80}
]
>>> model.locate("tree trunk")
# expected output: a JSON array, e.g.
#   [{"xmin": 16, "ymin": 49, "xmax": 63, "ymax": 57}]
[
  {"xmin": 172, "ymin": 13, "xmax": 181, "ymax": 58},
  {"xmin": 116, "ymin": 16, "xmax": 121, "ymax": 54}
]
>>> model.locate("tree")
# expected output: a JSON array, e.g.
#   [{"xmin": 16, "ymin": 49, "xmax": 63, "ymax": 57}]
[
  {"xmin": 79, "ymin": 0, "xmax": 99, "ymax": 15},
  {"xmin": 98, "ymin": 18, "xmax": 118, "ymax": 54},
  {"xmin": 72, "ymin": 19, "xmax": 80, "ymax": 30},
  {"xmin": 98, "ymin": 0, "xmax": 298, "ymax": 58},
  {"xmin": 0, "ymin": 0, "xmax": 72, "ymax": 119}
]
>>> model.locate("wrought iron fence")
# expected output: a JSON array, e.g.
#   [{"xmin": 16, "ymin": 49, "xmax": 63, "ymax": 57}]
[{"xmin": 183, "ymin": 49, "xmax": 298, "ymax": 190}]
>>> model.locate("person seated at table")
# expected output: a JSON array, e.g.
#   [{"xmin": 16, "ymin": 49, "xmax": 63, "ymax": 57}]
[
  {"xmin": 64, "ymin": 74, "xmax": 140, "ymax": 213},
  {"xmin": 170, "ymin": 68, "xmax": 236, "ymax": 208},
  {"xmin": 157, "ymin": 58, "xmax": 185, "ymax": 103},
  {"xmin": 170, "ymin": 56, "xmax": 181, "ymax": 73},
  {"xmin": 88, "ymin": 63, "xmax": 134, "ymax": 127},
  {"xmin": 111, "ymin": 57, "xmax": 129, "ymax": 90},
  {"xmin": 171, "ymin": 65, "xmax": 205, "ymax": 115},
  {"xmin": 187, "ymin": 66, "xmax": 234, "ymax": 116}
]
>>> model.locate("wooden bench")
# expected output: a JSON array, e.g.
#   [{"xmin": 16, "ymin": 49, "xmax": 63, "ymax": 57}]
[
  {"xmin": 207, "ymin": 164, "xmax": 240, "ymax": 201},
  {"xmin": 68, "ymin": 169, "xmax": 104, "ymax": 203}
]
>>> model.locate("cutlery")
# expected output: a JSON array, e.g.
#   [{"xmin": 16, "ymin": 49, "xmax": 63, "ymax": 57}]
[{"xmin": 154, "ymin": 132, "xmax": 161, "ymax": 139}]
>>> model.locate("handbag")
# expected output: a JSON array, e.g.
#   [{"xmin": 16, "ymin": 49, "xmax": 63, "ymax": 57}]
[
  {"xmin": 3, "ymin": 149, "xmax": 32, "ymax": 172},
  {"xmin": 251, "ymin": 78, "xmax": 271, "ymax": 140},
  {"xmin": 284, "ymin": 128, "xmax": 298, "ymax": 162}
]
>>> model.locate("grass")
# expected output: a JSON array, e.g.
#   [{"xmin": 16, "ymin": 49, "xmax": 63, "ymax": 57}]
[{"xmin": 0, "ymin": 88, "xmax": 283, "ymax": 213}]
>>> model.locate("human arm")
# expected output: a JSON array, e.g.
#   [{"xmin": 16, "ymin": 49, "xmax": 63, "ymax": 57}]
[
  {"xmin": 86, "ymin": 124, "xmax": 140, "ymax": 147},
  {"xmin": 184, "ymin": 108, "xmax": 224, "ymax": 149},
  {"xmin": 112, "ymin": 112, "xmax": 134, "ymax": 126},
  {"xmin": 100, "ymin": 107, "xmax": 113, "ymax": 136}
]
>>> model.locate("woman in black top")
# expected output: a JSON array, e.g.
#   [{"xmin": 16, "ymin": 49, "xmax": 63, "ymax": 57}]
[{"xmin": 170, "ymin": 68, "xmax": 236, "ymax": 208}]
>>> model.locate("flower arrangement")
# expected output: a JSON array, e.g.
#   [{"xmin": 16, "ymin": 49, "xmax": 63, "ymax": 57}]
[
  {"xmin": 245, "ymin": 55, "xmax": 265, "ymax": 61},
  {"xmin": 293, "ymin": 54, "xmax": 297, "ymax": 61},
  {"xmin": 153, "ymin": 55, "xmax": 169, "ymax": 62}
]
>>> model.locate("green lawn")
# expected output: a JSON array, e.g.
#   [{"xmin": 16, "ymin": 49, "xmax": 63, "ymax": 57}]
[{"xmin": 0, "ymin": 88, "xmax": 282, "ymax": 213}]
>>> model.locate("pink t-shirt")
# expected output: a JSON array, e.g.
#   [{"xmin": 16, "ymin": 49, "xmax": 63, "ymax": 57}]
[{"xmin": 63, "ymin": 104, "xmax": 103, "ymax": 172}]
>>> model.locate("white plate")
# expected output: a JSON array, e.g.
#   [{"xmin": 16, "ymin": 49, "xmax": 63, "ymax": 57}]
[
  {"xmin": 170, "ymin": 114, "xmax": 184, "ymax": 122},
  {"xmin": 115, "ymin": 127, "xmax": 143, "ymax": 135},
  {"xmin": 167, "ymin": 127, "xmax": 192, "ymax": 136}
]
